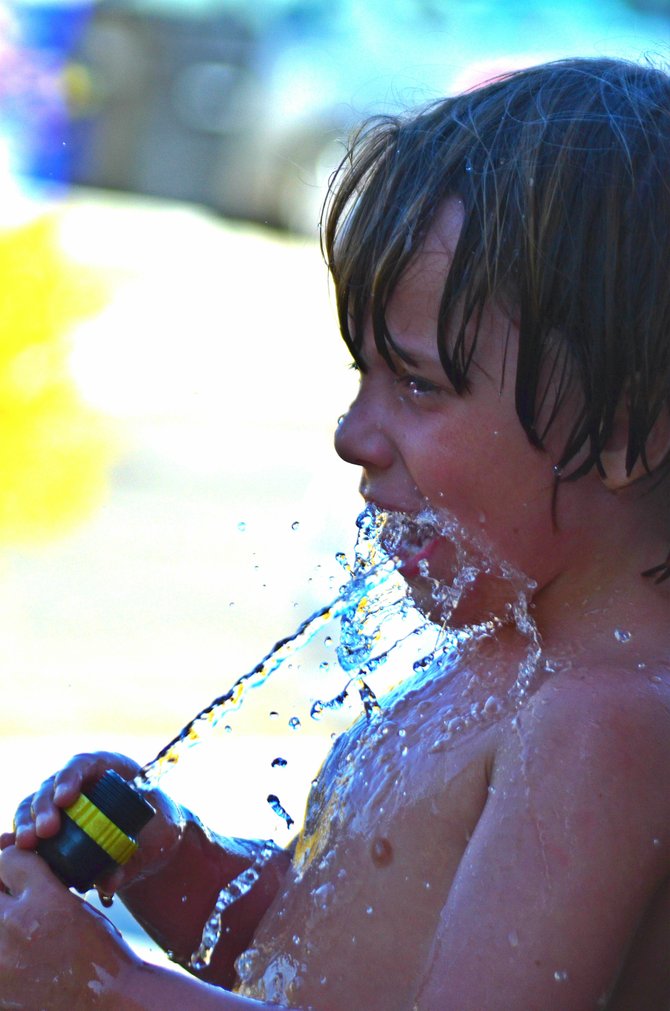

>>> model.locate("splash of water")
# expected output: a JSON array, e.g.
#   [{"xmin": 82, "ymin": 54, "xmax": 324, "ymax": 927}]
[
  {"xmin": 131, "ymin": 501, "xmax": 542, "ymax": 971},
  {"xmin": 134, "ymin": 506, "xmax": 400, "ymax": 790},
  {"xmin": 190, "ymin": 840, "xmax": 280, "ymax": 971}
]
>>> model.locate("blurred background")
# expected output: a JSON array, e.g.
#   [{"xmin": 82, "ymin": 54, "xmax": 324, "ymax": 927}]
[{"xmin": 0, "ymin": 0, "xmax": 669, "ymax": 969}]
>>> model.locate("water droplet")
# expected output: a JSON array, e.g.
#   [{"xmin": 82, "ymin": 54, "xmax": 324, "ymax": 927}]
[
  {"xmin": 292, "ymin": 934, "xmax": 300, "ymax": 946},
  {"xmin": 313, "ymin": 882, "xmax": 335, "ymax": 910},
  {"xmin": 401, "ymin": 745, "xmax": 408, "ymax": 757},
  {"xmin": 291, "ymin": 521, "xmax": 300, "ymax": 531},
  {"xmin": 614, "ymin": 629, "xmax": 632, "ymax": 643},
  {"xmin": 370, "ymin": 837, "xmax": 393, "ymax": 868},
  {"xmin": 553, "ymin": 970, "xmax": 569, "ymax": 983},
  {"xmin": 324, "ymin": 636, "xmax": 333, "ymax": 647},
  {"xmin": 288, "ymin": 716, "xmax": 301, "ymax": 730},
  {"xmin": 271, "ymin": 757, "xmax": 287, "ymax": 768},
  {"xmin": 366, "ymin": 905, "xmax": 374, "ymax": 915},
  {"xmin": 398, "ymin": 727, "xmax": 407, "ymax": 738},
  {"xmin": 653, "ymin": 837, "xmax": 662, "ymax": 848},
  {"xmin": 267, "ymin": 794, "xmax": 294, "ymax": 828},
  {"xmin": 508, "ymin": 930, "xmax": 519, "ymax": 947},
  {"xmin": 482, "ymin": 695, "xmax": 501, "ymax": 717},
  {"xmin": 235, "ymin": 949, "xmax": 258, "ymax": 982},
  {"xmin": 224, "ymin": 724, "xmax": 232, "ymax": 733},
  {"xmin": 237, "ymin": 521, "xmax": 246, "ymax": 532},
  {"xmin": 269, "ymin": 710, "xmax": 279, "ymax": 719},
  {"xmin": 446, "ymin": 716, "xmax": 465, "ymax": 734}
]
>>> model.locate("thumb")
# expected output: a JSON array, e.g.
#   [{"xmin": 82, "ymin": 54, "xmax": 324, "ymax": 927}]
[{"xmin": 0, "ymin": 844, "xmax": 59, "ymax": 894}]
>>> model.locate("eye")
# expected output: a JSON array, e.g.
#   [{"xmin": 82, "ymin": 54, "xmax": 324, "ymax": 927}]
[{"xmin": 395, "ymin": 372, "xmax": 442, "ymax": 400}]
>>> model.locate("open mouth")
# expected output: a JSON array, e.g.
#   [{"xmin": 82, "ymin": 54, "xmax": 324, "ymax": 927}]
[{"xmin": 380, "ymin": 511, "xmax": 443, "ymax": 579}]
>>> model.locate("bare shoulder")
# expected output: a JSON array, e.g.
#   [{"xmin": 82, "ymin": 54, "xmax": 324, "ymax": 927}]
[
  {"xmin": 414, "ymin": 664, "xmax": 670, "ymax": 1009},
  {"xmin": 491, "ymin": 667, "xmax": 670, "ymax": 889},
  {"xmin": 492, "ymin": 661, "xmax": 670, "ymax": 856}
]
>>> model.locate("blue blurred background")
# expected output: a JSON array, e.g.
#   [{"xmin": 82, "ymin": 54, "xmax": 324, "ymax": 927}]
[
  {"xmin": 1, "ymin": 0, "xmax": 669, "ymax": 968},
  {"xmin": 6, "ymin": 0, "xmax": 670, "ymax": 234}
]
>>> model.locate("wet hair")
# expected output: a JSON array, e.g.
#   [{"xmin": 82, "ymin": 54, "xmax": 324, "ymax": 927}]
[{"xmin": 322, "ymin": 57, "xmax": 670, "ymax": 497}]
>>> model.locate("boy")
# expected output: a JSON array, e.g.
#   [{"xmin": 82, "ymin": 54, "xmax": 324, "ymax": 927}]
[{"xmin": 3, "ymin": 56, "xmax": 670, "ymax": 1009}]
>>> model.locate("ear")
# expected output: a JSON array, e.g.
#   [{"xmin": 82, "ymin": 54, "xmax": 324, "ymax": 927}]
[{"xmin": 600, "ymin": 400, "xmax": 670, "ymax": 491}]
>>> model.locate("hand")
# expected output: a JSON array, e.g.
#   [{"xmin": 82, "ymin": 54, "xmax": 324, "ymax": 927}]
[
  {"xmin": 0, "ymin": 751, "xmax": 186, "ymax": 895},
  {"xmin": 0, "ymin": 845, "xmax": 141, "ymax": 1009}
]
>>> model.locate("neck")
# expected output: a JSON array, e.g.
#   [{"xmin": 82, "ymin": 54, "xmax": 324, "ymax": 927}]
[{"xmin": 532, "ymin": 499, "xmax": 670, "ymax": 665}]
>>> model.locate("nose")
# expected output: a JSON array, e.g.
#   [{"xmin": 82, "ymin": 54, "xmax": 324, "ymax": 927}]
[{"xmin": 334, "ymin": 383, "xmax": 395, "ymax": 471}]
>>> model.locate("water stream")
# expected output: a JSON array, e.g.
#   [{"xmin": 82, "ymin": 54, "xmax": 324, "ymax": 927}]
[{"xmin": 130, "ymin": 502, "xmax": 541, "ymax": 970}]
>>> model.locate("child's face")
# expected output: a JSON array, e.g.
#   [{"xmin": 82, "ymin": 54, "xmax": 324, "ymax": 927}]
[{"xmin": 335, "ymin": 200, "xmax": 579, "ymax": 623}]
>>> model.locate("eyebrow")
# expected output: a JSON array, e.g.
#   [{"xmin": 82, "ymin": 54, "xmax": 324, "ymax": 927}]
[{"xmin": 385, "ymin": 336, "xmax": 439, "ymax": 370}]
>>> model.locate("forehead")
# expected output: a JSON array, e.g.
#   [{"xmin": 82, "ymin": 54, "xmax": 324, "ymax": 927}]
[
  {"xmin": 386, "ymin": 197, "xmax": 515, "ymax": 378},
  {"xmin": 388, "ymin": 198, "xmax": 464, "ymax": 331},
  {"xmin": 402, "ymin": 197, "xmax": 464, "ymax": 281}
]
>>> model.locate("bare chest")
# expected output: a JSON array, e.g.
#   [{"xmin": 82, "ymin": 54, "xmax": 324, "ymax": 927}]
[{"xmin": 234, "ymin": 673, "xmax": 498, "ymax": 1009}]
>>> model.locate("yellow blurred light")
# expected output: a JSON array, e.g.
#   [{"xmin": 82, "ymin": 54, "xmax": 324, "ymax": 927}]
[{"xmin": 0, "ymin": 211, "xmax": 116, "ymax": 544}]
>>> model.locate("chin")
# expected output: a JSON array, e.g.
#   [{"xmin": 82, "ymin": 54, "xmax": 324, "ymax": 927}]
[{"xmin": 403, "ymin": 568, "xmax": 518, "ymax": 629}]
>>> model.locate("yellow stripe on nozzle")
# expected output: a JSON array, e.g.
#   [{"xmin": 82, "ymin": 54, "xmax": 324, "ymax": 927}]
[{"xmin": 65, "ymin": 794, "xmax": 138, "ymax": 866}]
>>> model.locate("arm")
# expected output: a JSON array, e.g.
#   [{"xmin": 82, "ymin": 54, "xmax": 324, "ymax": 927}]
[
  {"xmin": 2, "ymin": 751, "xmax": 291, "ymax": 988},
  {"xmin": 118, "ymin": 810, "xmax": 292, "ymax": 987},
  {"xmin": 0, "ymin": 846, "xmax": 289, "ymax": 1010},
  {"xmin": 415, "ymin": 678, "xmax": 670, "ymax": 1010}
]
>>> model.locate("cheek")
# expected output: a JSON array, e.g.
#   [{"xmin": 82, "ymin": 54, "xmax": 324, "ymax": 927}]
[
  {"xmin": 407, "ymin": 428, "xmax": 500, "ymax": 519},
  {"xmin": 409, "ymin": 434, "xmax": 556, "ymax": 567}
]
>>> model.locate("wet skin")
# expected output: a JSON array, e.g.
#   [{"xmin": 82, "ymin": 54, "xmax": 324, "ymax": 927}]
[
  {"xmin": 233, "ymin": 200, "xmax": 670, "ymax": 1008},
  {"xmin": 238, "ymin": 200, "xmax": 670, "ymax": 1007},
  {"xmin": 4, "ymin": 199, "xmax": 670, "ymax": 1008},
  {"xmin": 235, "ymin": 644, "xmax": 670, "ymax": 1010}
]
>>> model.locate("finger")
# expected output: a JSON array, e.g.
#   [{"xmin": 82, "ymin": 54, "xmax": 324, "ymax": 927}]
[
  {"xmin": 19, "ymin": 780, "xmax": 62, "ymax": 842},
  {"xmin": 13, "ymin": 753, "xmax": 143, "ymax": 856},
  {"xmin": 19, "ymin": 753, "xmax": 123, "ymax": 844},
  {"xmin": 11, "ymin": 794, "xmax": 41, "ymax": 849},
  {"xmin": 12, "ymin": 762, "xmax": 89, "ymax": 847},
  {"xmin": 51, "ymin": 752, "xmax": 141, "ymax": 804},
  {"xmin": 0, "ymin": 831, "xmax": 16, "ymax": 850}
]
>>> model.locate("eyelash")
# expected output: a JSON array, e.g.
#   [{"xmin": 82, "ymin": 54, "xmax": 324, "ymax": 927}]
[
  {"xmin": 395, "ymin": 372, "xmax": 441, "ymax": 399},
  {"xmin": 347, "ymin": 359, "xmax": 443, "ymax": 399}
]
